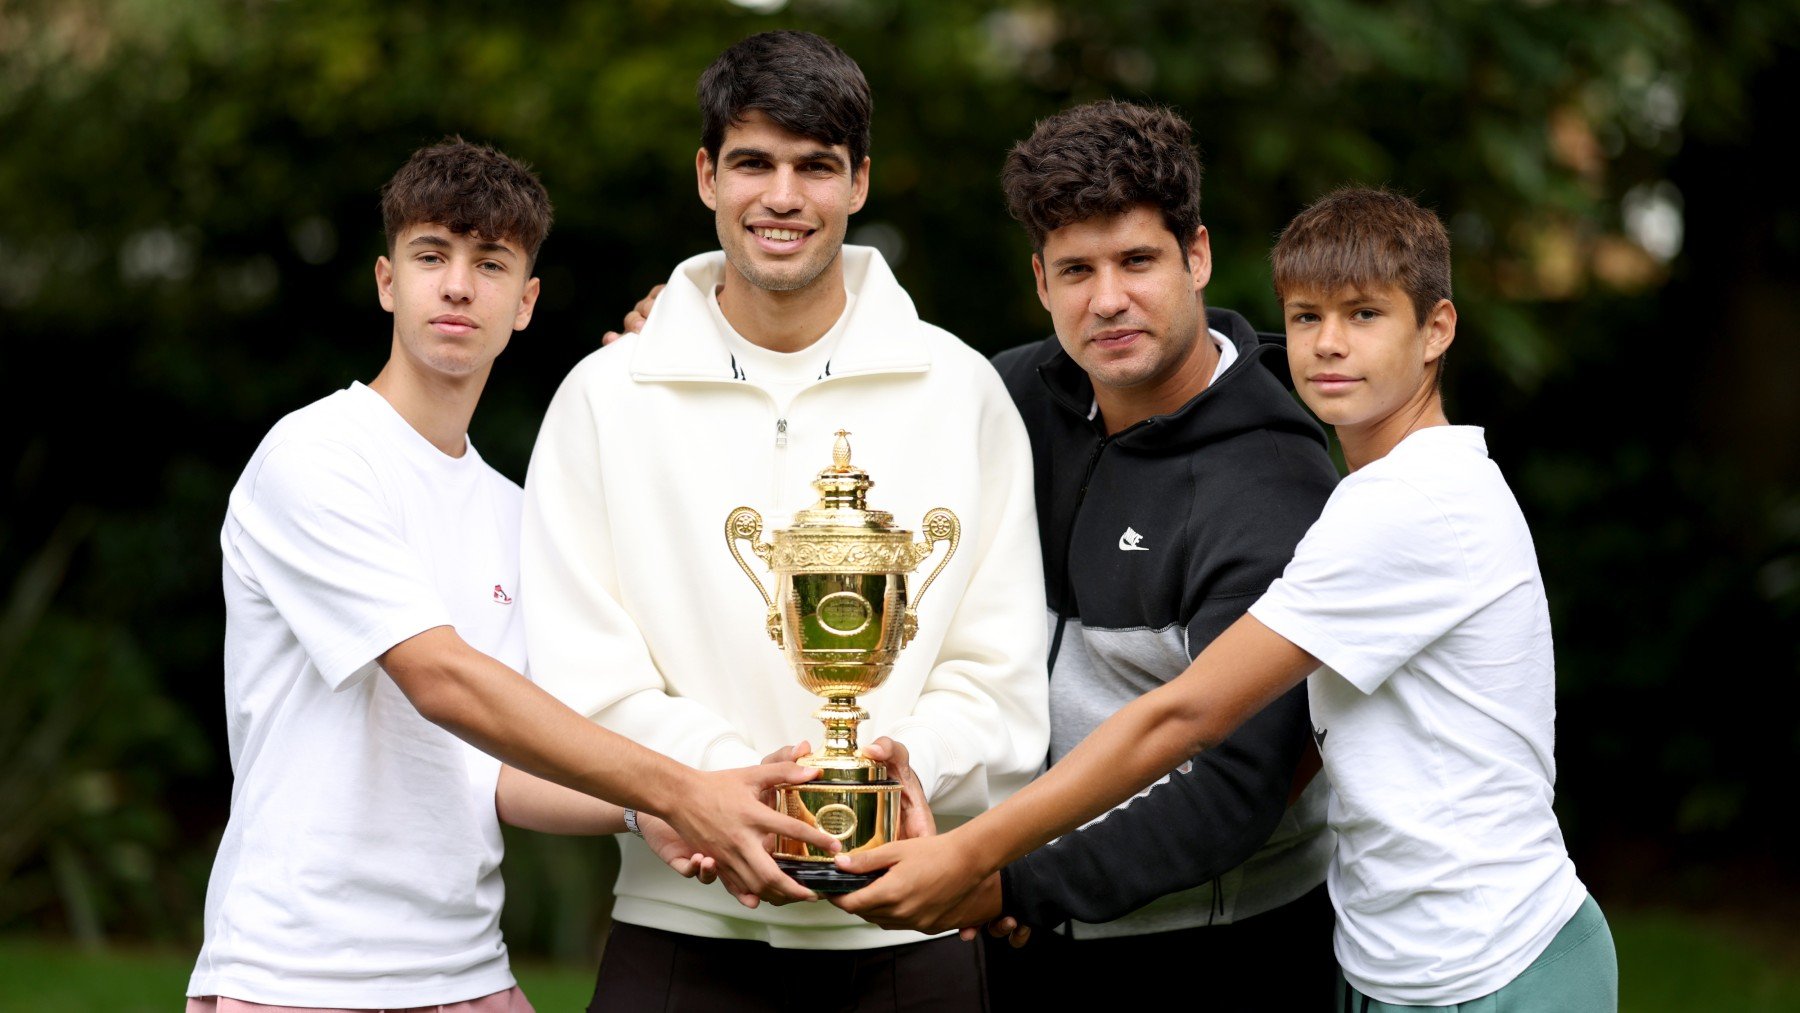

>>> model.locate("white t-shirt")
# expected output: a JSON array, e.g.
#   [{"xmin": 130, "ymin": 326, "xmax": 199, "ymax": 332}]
[
  {"xmin": 1249, "ymin": 426, "xmax": 1586, "ymax": 1006},
  {"xmin": 707, "ymin": 284, "xmax": 850, "ymax": 416},
  {"xmin": 188, "ymin": 382, "xmax": 524, "ymax": 1007}
]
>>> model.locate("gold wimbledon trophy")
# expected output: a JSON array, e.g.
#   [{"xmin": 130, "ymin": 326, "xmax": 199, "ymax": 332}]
[{"xmin": 725, "ymin": 430, "xmax": 959, "ymax": 892}]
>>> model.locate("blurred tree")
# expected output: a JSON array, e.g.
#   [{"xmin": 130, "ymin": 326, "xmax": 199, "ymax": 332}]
[{"xmin": 1, "ymin": 0, "xmax": 1795, "ymax": 947}]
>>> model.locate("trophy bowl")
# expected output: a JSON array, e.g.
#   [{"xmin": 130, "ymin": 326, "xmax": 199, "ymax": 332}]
[{"xmin": 726, "ymin": 431, "xmax": 958, "ymax": 891}]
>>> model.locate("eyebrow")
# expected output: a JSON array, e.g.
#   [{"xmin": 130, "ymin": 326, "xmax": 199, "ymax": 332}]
[
  {"xmin": 1050, "ymin": 244, "xmax": 1164, "ymax": 270},
  {"xmin": 405, "ymin": 233, "xmax": 517, "ymax": 258},
  {"xmin": 1286, "ymin": 289, "xmax": 1383, "ymax": 311},
  {"xmin": 723, "ymin": 146, "xmax": 847, "ymax": 169}
]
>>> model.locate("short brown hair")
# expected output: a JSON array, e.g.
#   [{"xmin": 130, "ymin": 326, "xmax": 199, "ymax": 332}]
[
  {"xmin": 699, "ymin": 31, "xmax": 872, "ymax": 172},
  {"xmin": 1001, "ymin": 101, "xmax": 1202, "ymax": 253},
  {"xmin": 1271, "ymin": 187, "xmax": 1450, "ymax": 325},
  {"xmin": 380, "ymin": 136, "xmax": 553, "ymax": 266}
]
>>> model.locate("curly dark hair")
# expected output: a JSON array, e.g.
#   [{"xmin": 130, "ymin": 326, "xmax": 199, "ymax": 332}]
[
  {"xmin": 380, "ymin": 136, "xmax": 553, "ymax": 266},
  {"xmin": 699, "ymin": 31, "xmax": 872, "ymax": 172},
  {"xmin": 1001, "ymin": 101, "xmax": 1202, "ymax": 253}
]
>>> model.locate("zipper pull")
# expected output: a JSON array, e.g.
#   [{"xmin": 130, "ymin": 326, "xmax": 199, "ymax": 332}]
[{"xmin": 775, "ymin": 417, "xmax": 788, "ymax": 448}]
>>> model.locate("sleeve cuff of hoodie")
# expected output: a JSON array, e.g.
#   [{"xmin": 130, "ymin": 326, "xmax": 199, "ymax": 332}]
[{"xmin": 999, "ymin": 852, "xmax": 1066, "ymax": 929}]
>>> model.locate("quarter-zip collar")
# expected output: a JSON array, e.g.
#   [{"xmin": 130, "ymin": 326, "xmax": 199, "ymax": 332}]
[{"xmin": 630, "ymin": 245, "xmax": 932, "ymax": 383}]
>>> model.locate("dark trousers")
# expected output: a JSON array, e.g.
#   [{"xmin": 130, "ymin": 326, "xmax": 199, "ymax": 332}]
[
  {"xmin": 985, "ymin": 881, "xmax": 1335, "ymax": 1012},
  {"xmin": 590, "ymin": 921, "xmax": 988, "ymax": 1012}
]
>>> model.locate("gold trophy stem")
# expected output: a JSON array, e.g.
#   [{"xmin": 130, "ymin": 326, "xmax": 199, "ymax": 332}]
[{"xmin": 813, "ymin": 699, "xmax": 872, "ymax": 768}]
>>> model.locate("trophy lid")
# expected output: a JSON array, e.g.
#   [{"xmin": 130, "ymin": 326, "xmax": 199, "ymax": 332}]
[{"xmin": 788, "ymin": 431, "xmax": 899, "ymax": 532}]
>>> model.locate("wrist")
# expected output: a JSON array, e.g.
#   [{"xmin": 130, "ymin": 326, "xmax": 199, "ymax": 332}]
[
  {"xmin": 633, "ymin": 758, "xmax": 691, "ymax": 820},
  {"xmin": 963, "ymin": 818, "xmax": 1025, "ymax": 880}
]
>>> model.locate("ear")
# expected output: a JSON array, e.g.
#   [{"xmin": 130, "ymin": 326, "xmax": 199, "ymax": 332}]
[
  {"xmin": 375, "ymin": 256, "xmax": 395, "ymax": 312},
  {"xmin": 1423, "ymin": 298, "xmax": 1457, "ymax": 363},
  {"xmin": 696, "ymin": 147, "xmax": 718, "ymax": 210},
  {"xmin": 1187, "ymin": 226, "xmax": 1213, "ymax": 293},
  {"xmin": 513, "ymin": 276, "xmax": 541, "ymax": 332},
  {"xmin": 848, "ymin": 156, "xmax": 872, "ymax": 214},
  {"xmin": 1032, "ymin": 253, "xmax": 1050, "ymax": 312}
]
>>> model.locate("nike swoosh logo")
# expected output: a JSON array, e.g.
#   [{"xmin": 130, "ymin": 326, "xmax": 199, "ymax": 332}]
[{"xmin": 1118, "ymin": 527, "xmax": 1148, "ymax": 551}]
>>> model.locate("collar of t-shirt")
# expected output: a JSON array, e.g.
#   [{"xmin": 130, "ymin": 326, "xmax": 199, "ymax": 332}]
[
  {"xmin": 707, "ymin": 285, "xmax": 853, "ymax": 415},
  {"xmin": 1086, "ymin": 326, "xmax": 1239, "ymax": 421},
  {"xmin": 347, "ymin": 380, "xmax": 484, "ymax": 474}
]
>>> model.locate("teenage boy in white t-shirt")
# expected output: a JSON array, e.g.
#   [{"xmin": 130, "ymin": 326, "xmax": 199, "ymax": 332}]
[
  {"xmin": 837, "ymin": 188, "xmax": 1619, "ymax": 1011},
  {"xmin": 186, "ymin": 138, "xmax": 839, "ymax": 1012}
]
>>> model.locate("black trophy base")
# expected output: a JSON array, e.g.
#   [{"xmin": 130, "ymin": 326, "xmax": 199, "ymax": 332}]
[{"xmin": 778, "ymin": 856, "xmax": 886, "ymax": 894}]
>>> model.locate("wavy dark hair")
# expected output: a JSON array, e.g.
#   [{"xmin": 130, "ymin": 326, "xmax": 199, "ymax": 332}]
[
  {"xmin": 698, "ymin": 31, "xmax": 872, "ymax": 172},
  {"xmin": 380, "ymin": 136, "xmax": 553, "ymax": 266},
  {"xmin": 1002, "ymin": 100, "xmax": 1202, "ymax": 253}
]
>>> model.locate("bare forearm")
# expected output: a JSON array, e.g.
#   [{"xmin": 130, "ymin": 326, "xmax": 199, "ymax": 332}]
[
  {"xmin": 384, "ymin": 627, "xmax": 688, "ymax": 817},
  {"xmin": 953, "ymin": 615, "xmax": 1317, "ymax": 876},
  {"xmin": 954, "ymin": 684, "xmax": 1209, "ymax": 874},
  {"xmin": 496, "ymin": 765, "xmax": 630, "ymax": 835}
]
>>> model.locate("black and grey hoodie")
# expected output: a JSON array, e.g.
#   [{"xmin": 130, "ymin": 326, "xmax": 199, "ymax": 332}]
[{"xmin": 992, "ymin": 306, "xmax": 1340, "ymax": 938}]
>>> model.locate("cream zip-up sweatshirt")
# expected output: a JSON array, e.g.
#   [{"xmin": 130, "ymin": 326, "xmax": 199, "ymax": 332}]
[{"xmin": 521, "ymin": 246, "xmax": 1049, "ymax": 948}]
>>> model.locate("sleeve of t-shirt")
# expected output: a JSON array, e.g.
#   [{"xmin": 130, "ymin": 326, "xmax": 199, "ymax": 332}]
[
  {"xmin": 227, "ymin": 437, "xmax": 452, "ymax": 691},
  {"xmin": 1249, "ymin": 475, "xmax": 1478, "ymax": 694}
]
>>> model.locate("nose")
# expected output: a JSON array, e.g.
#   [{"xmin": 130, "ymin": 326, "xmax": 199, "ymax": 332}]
[
  {"xmin": 1090, "ymin": 267, "xmax": 1130, "ymax": 320},
  {"xmin": 1314, "ymin": 316, "xmax": 1348, "ymax": 357},
  {"xmin": 763, "ymin": 166, "xmax": 804, "ymax": 214},
  {"xmin": 441, "ymin": 258, "xmax": 475, "ymax": 303}
]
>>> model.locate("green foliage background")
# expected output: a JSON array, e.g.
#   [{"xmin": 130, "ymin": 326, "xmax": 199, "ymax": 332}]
[{"xmin": 2, "ymin": 0, "xmax": 1796, "ymax": 959}]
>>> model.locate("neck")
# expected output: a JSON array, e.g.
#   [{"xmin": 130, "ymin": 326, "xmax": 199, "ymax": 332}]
[
  {"xmin": 1095, "ymin": 322, "xmax": 1221, "ymax": 435},
  {"xmin": 1339, "ymin": 385, "xmax": 1448, "ymax": 471},
  {"xmin": 716, "ymin": 256, "xmax": 847, "ymax": 353},
  {"xmin": 367, "ymin": 349, "xmax": 487, "ymax": 458}
]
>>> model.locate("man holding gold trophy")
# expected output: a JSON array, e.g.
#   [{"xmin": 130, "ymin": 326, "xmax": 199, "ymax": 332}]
[{"xmin": 521, "ymin": 31, "xmax": 1048, "ymax": 1010}]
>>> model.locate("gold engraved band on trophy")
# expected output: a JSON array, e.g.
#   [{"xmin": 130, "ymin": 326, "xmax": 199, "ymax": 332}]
[{"xmin": 725, "ymin": 430, "xmax": 959, "ymax": 892}]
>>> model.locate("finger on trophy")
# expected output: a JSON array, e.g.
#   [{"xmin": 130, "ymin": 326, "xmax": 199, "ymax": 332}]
[
  {"xmin": 762, "ymin": 740, "xmax": 812, "ymax": 764},
  {"xmin": 746, "ymin": 853, "xmax": 818, "ymax": 906},
  {"xmin": 863, "ymin": 736, "xmax": 935, "ymax": 839}
]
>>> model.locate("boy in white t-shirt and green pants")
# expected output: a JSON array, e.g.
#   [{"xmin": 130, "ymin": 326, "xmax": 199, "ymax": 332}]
[
  {"xmin": 186, "ymin": 138, "xmax": 838, "ymax": 1012},
  {"xmin": 835, "ymin": 187, "xmax": 1618, "ymax": 1011}
]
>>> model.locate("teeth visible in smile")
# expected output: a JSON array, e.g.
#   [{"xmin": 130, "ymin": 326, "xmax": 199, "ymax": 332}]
[{"xmin": 754, "ymin": 227, "xmax": 804, "ymax": 242}]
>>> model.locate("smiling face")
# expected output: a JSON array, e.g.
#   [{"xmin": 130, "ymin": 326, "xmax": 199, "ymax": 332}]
[
  {"xmin": 375, "ymin": 223, "xmax": 539, "ymax": 383},
  {"xmin": 698, "ymin": 109, "xmax": 870, "ymax": 297},
  {"xmin": 1283, "ymin": 283, "xmax": 1455, "ymax": 465},
  {"xmin": 1033, "ymin": 205, "xmax": 1217, "ymax": 432}
]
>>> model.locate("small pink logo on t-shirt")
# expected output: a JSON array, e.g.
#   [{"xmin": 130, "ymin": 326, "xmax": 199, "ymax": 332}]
[{"xmin": 492, "ymin": 585, "xmax": 513, "ymax": 605}]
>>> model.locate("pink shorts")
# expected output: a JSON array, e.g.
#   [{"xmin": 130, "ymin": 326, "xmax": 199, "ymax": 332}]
[{"xmin": 185, "ymin": 985, "xmax": 534, "ymax": 1013}]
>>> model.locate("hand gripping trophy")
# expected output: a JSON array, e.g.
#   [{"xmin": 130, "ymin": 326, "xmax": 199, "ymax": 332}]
[{"xmin": 725, "ymin": 430, "xmax": 959, "ymax": 891}]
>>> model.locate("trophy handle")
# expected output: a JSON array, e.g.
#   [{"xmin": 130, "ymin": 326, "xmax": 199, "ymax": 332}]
[
  {"xmin": 725, "ymin": 506, "xmax": 783, "ymax": 646},
  {"xmin": 903, "ymin": 507, "xmax": 960, "ymax": 643}
]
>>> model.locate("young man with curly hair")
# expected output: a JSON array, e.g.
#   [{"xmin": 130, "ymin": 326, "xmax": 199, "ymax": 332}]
[
  {"xmin": 837, "ymin": 102, "xmax": 1342, "ymax": 1010},
  {"xmin": 187, "ymin": 138, "xmax": 835, "ymax": 1012}
]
